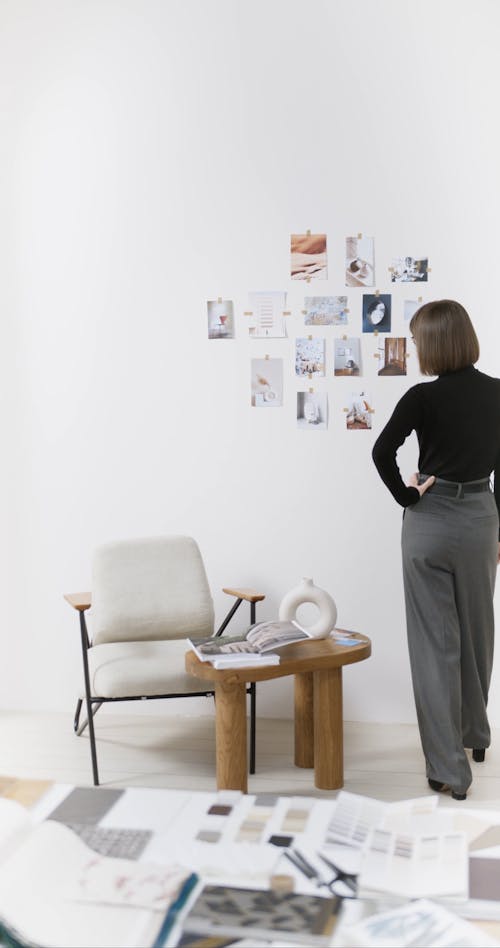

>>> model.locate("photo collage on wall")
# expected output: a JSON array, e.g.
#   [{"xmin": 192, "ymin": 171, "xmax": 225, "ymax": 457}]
[{"xmin": 206, "ymin": 231, "xmax": 429, "ymax": 432}]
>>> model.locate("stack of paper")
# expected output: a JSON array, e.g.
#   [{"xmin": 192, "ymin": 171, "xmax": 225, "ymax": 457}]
[{"xmin": 211, "ymin": 653, "xmax": 280, "ymax": 670}]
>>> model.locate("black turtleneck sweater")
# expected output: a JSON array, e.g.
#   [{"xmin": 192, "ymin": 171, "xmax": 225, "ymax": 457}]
[{"xmin": 372, "ymin": 366, "xmax": 500, "ymax": 532}]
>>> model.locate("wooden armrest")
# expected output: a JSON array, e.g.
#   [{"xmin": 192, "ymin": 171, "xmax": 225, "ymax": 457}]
[
  {"xmin": 222, "ymin": 587, "xmax": 265, "ymax": 603},
  {"xmin": 64, "ymin": 592, "xmax": 92, "ymax": 612}
]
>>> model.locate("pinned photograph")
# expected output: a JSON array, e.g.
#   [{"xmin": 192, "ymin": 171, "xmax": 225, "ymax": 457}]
[
  {"xmin": 305, "ymin": 296, "xmax": 348, "ymax": 326},
  {"xmin": 391, "ymin": 256, "xmax": 429, "ymax": 282},
  {"xmin": 362, "ymin": 294, "xmax": 391, "ymax": 333},
  {"xmin": 295, "ymin": 338, "xmax": 326, "ymax": 377},
  {"xmin": 248, "ymin": 291, "xmax": 287, "ymax": 337},
  {"xmin": 207, "ymin": 299, "xmax": 235, "ymax": 339},
  {"xmin": 345, "ymin": 236, "xmax": 375, "ymax": 287},
  {"xmin": 404, "ymin": 299, "xmax": 424, "ymax": 321},
  {"xmin": 334, "ymin": 337, "xmax": 361, "ymax": 376},
  {"xmin": 377, "ymin": 337, "xmax": 407, "ymax": 376},
  {"xmin": 346, "ymin": 391, "xmax": 373, "ymax": 430},
  {"xmin": 297, "ymin": 392, "xmax": 328, "ymax": 430},
  {"xmin": 251, "ymin": 358, "xmax": 283, "ymax": 407},
  {"xmin": 290, "ymin": 233, "xmax": 327, "ymax": 280}
]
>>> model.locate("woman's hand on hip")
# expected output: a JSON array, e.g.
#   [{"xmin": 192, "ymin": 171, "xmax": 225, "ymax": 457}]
[{"xmin": 408, "ymin": 472, "xmax": 436, "ymax": 497}]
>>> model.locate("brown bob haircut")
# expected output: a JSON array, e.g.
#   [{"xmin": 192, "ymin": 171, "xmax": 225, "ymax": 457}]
[{"xmin": 409, "ymin": 299, "xmax": 479, "ymax": 376}]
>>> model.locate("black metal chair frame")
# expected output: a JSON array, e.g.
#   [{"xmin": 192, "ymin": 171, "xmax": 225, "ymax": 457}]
[{"xmin": 73, "ymin": 598, "xmax": 258, "ymax": 786}]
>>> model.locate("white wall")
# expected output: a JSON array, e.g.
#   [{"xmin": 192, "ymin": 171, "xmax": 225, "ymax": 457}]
[{"xmin": 2, "ymin": 0, "xmax": 500, "ymax": 724}]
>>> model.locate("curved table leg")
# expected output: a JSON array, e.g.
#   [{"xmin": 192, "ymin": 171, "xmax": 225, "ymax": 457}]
[
  {"xmin": 215, "ymin": 680, "xmax": 248, "ymax": 792},
  {"xmin": 294, "ymin": 672, "xmax": 314, "ymax": 768},
  {"xmin": 313, "ymin": 666, "xmax": 343, "ymax": 790}
]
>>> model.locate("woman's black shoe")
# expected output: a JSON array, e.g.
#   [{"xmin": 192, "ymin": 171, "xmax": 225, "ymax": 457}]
[
  {"xmin": 428, "ymin": 778, "xmax": 448, "ymax": 792},
  {"xmin": 428, "ymin": 778, "xmax": 466, "ymax": 800},
  {"xmin": 472, "ymin": 748, "xmax": 485, "ymax": 763}
]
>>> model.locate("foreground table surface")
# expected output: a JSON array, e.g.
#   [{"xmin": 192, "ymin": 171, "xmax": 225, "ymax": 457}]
[
  {"xmin": 2, "ymin": 778, "xmax": 500, "ymax": 947},
  {"xmin": 186, "ymin": 633, "xmax": 372, "ymax": 793}
]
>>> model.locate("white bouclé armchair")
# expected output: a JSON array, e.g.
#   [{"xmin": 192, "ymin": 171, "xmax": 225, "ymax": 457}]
[{"xmin": 65, "ymin": 536, "xmax": 265, "ymax": 785}]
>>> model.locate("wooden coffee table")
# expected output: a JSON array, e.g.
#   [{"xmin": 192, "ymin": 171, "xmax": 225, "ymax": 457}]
[{"xmin": 185, "ymin": 633, "xmax": 371, "ymax": 793}]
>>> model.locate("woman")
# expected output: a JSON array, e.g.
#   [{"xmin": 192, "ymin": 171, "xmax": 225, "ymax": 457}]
[{"xmin": 372, "ymin": 300, "xmax": 500, "ymax": 800}]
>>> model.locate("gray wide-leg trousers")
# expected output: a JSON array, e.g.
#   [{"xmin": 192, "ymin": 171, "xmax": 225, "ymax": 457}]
[{"xmin": 402, "ymin": 487, "xmax": 498, "ymax": 795}]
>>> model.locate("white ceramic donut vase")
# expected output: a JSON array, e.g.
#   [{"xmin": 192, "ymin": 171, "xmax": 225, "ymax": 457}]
[{"xmin": 279, "ymin": 577, "xmax": 337, "ymax": 639}]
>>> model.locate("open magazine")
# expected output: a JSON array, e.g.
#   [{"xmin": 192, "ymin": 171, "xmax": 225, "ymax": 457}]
[
  {"xmin": 0, "ymin": 797, "xmax": 197, "ymax": 948},
  {"xmin": 188, "ymin": 619, "xmax": 313, "ymax": 669}
]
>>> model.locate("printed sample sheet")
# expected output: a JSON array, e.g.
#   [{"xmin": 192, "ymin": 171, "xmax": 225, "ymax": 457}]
[
  {"xmin": 34, "ymin": 787, "xmax": 337, "ymax": 885},
  {"xmin": 358, "ymin": 828, "xmax": 468, "ymax": 900},
  {"xmin": 176, "ymin": 884, "xmax": 338, "ymax": 945},
  {"xmin": 325, "ymin": 791, "xmax": 439, "ymax": 848},
  {"xmin": 341, "ymin": 898, "xmax": 499, "ymax": 947}
]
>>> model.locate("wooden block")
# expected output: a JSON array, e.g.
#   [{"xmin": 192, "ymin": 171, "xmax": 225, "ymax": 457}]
[{"xmin": 270, "ymin": 874, "xmax": 295, "ymax": 894}]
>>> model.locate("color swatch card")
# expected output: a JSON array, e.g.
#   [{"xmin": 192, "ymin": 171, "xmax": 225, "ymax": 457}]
[
  {"xmin": 358, "ymin": 828, "xmax": 468, "ymax": 901},
  {"xmin": 325, "ymin": 791, "xmax": 439, "ymax": 848}
]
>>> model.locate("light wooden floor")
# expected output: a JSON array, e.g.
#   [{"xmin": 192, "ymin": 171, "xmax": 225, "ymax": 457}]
[{"xmin": 2, "ymin": 710, "xmax": 500, "ymax": 807}]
